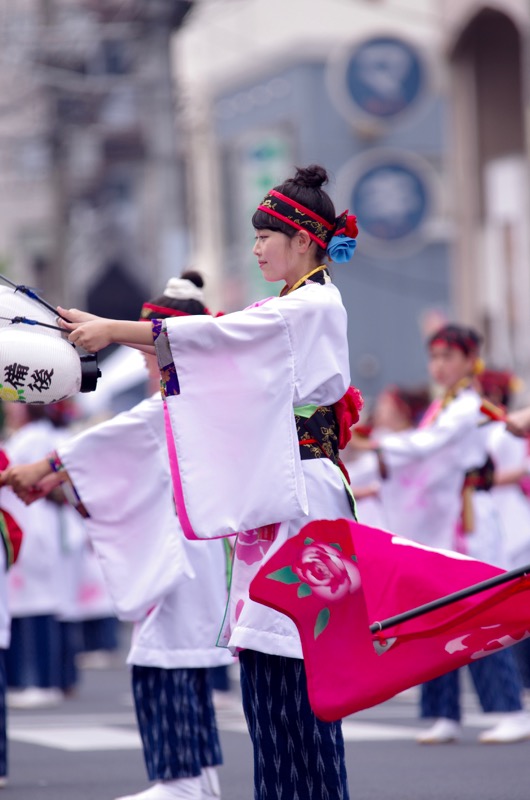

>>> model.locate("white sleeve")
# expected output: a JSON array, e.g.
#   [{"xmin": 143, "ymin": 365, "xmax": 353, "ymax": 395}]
[
  {"xmin": 275, "ymin": 283, "xmax": 350, "ymax": 405},
  {"xmin": 379, "ymin": 392, "xmax": 481, "ymax": 470},
  {"xmin": 57, "ymin": 395, "xmax": 192, "ymax": 620}
]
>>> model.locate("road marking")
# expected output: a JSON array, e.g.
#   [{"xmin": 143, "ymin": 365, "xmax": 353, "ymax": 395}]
[
  {"xmin": 341, "ymin": 721, "xmax": 422, "ymax": 741},
  {"xmin": 10, "ymin": 725, "xmax": 142, "ymax": 751},
  {"xmin": 7, "ymin": 701, "xmax": 504, "ymax": 751}
]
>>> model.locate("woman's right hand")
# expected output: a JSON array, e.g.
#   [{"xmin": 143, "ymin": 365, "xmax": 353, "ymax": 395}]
[{"xmin": 58, "ymin": 316, "xmax": 116, "ymax": 353}]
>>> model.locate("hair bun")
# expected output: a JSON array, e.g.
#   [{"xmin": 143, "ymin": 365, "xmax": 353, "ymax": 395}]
[
  {"xmin": 293, "ymin": 164, "xmax": 328, "ymax": 189},
  {"xmin": 180, "ymin": 269, "xmax": 204, "ymax": 289}
]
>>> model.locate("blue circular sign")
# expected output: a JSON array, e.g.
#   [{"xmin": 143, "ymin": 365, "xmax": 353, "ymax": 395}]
[
  {"xmin": 353, "ymin": 161, "xmax": 430, "ymax": 242},
  {"xmin": 345, "ymin": 37, "xmax": 424, "ymax": 118}
]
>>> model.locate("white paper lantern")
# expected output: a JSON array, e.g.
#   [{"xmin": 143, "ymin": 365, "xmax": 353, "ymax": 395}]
[
  {"xmin": 0, "ymin": 286, "xmax": 63, "ymax": 339},
  {"xmin": 0, "ymin": 329, "xmax": 82, "ymax": 404}
]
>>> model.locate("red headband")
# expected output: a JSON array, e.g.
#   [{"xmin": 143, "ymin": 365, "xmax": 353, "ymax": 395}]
[
  {"xmin": 258, "ymin": 189, "xmax": 335, "ymax": 248},
  {"xmin": 429, "ymin": 337, "xmax": 478, "ymax": 355},
  {"xmin": 140, "ymin": 303, "xmax": 192, "ymax": 319}
]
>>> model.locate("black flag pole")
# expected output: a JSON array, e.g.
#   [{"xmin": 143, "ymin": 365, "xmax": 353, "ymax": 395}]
[
  {"xmin": 0, "ymin": 314, "xmax": 65, "ymax": 333},
  {"xmin": 369, "ymin": 562, "xmax": 530, "ymax": 634},
  {"xmin": 0, "ymin": 274, "xmax": 67, "ymax": 320}
]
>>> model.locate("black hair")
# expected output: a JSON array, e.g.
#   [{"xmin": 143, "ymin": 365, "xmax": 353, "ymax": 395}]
[
  {"xmin": 252, "ymin": 165, "xmax": 336, "ymax": 262},
  {"xmin": 392, "ymin": 386, "xmax": 432, "ymax": 426},
  {"xmin": 428, "ymin": 323, "xmax": 483, "ymax": 356}
]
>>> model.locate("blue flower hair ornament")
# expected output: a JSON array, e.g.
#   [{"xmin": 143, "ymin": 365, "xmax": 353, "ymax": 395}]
[{"xmin": 327, "ymin": 213, "xmax": 358, "ymax": 263}]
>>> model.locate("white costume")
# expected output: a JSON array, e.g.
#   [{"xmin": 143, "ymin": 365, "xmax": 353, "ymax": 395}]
[
  {"xmin": 487, "ymin": 422, "xmax": 530, "ymax": 570},
  {"xmin": 57, "ymin": 394, "xmax": 231, "ymax": 670},
  {"xmin": 378, "ymin": 387, "xmax": 505, "ymax": 566},
  {"xmin": 159, "ymin": 281, "xmax": 353, "ymax": 658},
  {"xmin": 343, "ymin": 449, "xmax": 388, "ymax": 530},
  {"xmin": 4, "ymin": 420, "xmax": 63, "ymax": 617}
]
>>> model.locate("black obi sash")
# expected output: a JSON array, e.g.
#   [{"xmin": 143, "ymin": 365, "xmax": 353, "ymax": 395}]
[
  {"xmin": 463, "ymin": 456, "xmax": 495, "ymax": 493},
  {"xmin": 295, "ymin": 406, "xmax": 356, "ymax": 516}
]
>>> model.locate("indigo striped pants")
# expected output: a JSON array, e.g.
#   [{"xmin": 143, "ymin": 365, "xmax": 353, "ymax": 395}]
[
  {"xmin": 421, "ymin": 648, "xmax": 523, "ymax": 721},
  {"xmin": 132, "ymin": 665, "xmax": 222, "ymax": 781},
  {"xmin": 240, "ymin": 650, "xmax": 350, "ymax": 800}
]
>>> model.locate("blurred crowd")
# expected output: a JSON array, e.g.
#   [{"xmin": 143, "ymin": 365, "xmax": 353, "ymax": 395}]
[
  {"xmin": 344, "ymin": 361, "xmax": 530, "ymax": 740},
  {"xmin": 0, "ymin": 398, "xmax": 122, "ymax": 713}
]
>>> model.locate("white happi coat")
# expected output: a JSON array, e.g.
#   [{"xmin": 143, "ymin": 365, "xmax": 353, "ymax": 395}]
[
  {"xmin": 343, "ymin": 449, "xmax": 389, "ymax": 530},
  {"xmin": 74, "ymin": 541, "xmax": 117, "ymax": 621},
  {"xmin": 487, "ymin": 422, "xmax": 530, "ymax": 570},
  {"xmin": 4, "ymin": 420, "xmax": 63, "ymax": 617},
  {"xmin": 161, "ymin": 282, "xmax": 353, "ymax": 659},
  {"xmin": 58, "ymin": 394, "xmax": 232, "ymax": 669},
  {"xmin": 378, "ymin": 387, "xmax": 505, "ymax": 565}
]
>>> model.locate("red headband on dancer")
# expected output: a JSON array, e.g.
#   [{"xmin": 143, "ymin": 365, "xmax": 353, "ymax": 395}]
[
  {"xmin": 257, "ymin": 189, "xmax": 358, "ymax": 249},
  {"xmin": 428, "ymin": 325, "xmax": 482, "ymax": 357}
]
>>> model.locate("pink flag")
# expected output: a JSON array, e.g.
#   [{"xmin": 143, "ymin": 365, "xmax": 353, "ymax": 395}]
[{"xmin": 249, "ymin": 519, "xmax": 530, "ymax": 722}]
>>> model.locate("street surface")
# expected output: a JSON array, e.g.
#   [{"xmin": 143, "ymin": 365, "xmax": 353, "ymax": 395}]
[{"xmin": 4, "ymin": 656, "xmax": 530, "ymax": 800}]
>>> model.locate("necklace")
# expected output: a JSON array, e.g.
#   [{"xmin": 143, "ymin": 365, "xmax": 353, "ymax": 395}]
[
  {"xmin": 281, "ymin": 265, "xmax": 327, "ymax": 296},
  {"xmin": 441, "ymin": 377, "xmax": 472, "ymax": 408}
]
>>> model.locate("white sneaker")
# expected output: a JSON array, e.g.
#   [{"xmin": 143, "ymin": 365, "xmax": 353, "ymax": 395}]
[
  {"xmin": 114, "ymin": 777, "xmax": 202, "ymax": 800},
  {"xmin": 200, "ymin": 767, "xmax": 221, "ymax": 799},
  {"xmin": 479, "ymin": 711, "xmax": 530, "ymax": 744},
  {"xmin": 0, "ymin": 776, "xmax": 7, "ymax": 789},
  {"xmin": 416, "ymin": 718, "xmax": 461, "ymax": 744},
  {"xmin": 7, "ymin": 687, "xmax": 63, "ymax": 710}
]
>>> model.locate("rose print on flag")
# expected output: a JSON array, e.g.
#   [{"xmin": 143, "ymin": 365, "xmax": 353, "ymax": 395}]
[
  {"xmin": 250, "ymin": 519, "xmax": 530, "ymax": 722},
  {"xmin": 266, "ymin": 537, "xmax": 360, "ymax": 638},
  {"xmin": 293, "ymin": 541, "xmax": 360, "ymax": 600}
]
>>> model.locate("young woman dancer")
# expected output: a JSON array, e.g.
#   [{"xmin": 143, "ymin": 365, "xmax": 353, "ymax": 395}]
[
  {"xmin": 0, "ymin": 274, "xmax": 232, "ymax": 800},
  {"xmin": 13, "ymin": 165, "xmax": 360, "ymax": 800}
]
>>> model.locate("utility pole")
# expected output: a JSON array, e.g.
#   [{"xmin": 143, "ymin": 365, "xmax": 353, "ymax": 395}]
[{"xmin": 137, "ymin": 0, "xmax": 194, "ymax": 288}]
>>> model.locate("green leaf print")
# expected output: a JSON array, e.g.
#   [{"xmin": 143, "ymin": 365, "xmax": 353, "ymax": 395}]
[
  {"xmin": 314, "ymin": 608, "xmax": 330, "ymax": 639},
  {"xmin": 297, "ymin": 583, "xmax": 312, "ymax": 598},
  {"xmin": 266, "ymin": 566, "xmax": 301, "ymax": 584}
]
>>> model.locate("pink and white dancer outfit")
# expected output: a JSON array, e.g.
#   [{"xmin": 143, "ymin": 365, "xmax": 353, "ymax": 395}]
[
  {"xmin": 153, "ymin": 269, "xmax": 355, "ymax": 800},
  {"xmin": 376, "ymin": 383, "xmax": 527, "ymax": 739},
  {"xmin": 57, "ymin": 393, "xmax": 232, "ymax": 800},
  {"xmin": 379, "ymin": 385, "xmax": 505, "ymax": 563},
  {"xmin": 157, "ymin": 280, "xmax": 353, "ymax": 657},
  {"xmin": 487, "ymin": 421, "xmax": 530, "ymax": 688},
  {"xmin": 4, "ymin": 418, "xmax": 64, "ymax": 701}
]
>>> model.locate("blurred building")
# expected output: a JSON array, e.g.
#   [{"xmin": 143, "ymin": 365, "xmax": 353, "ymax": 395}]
[
  {"xmin": 0, "ymin": 0, "xmax": 54, "ymax": 289},
  {"xmin": 175, "ymin": 0, "xmax": 450, "ymax": 401},
  {"xmin": 0, "ymin": 0, "xmax": 193, "ymax": 320},
  {"xmin": 441, "ymin": 0, "xmax": 530, "ymax": 382},
  {"xmin": 175, "ymin": 0, "xmax": 530, "ymax": 399}
]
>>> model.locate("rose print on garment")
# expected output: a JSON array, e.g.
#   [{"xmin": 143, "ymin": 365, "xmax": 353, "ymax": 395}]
[
  {"xmin": 265, "ymin": 537, "xmax": 360, "ymax": 639},
  {"xmin": 235, "ymin": 529, "xmax": 274, "ymax": 566}
]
